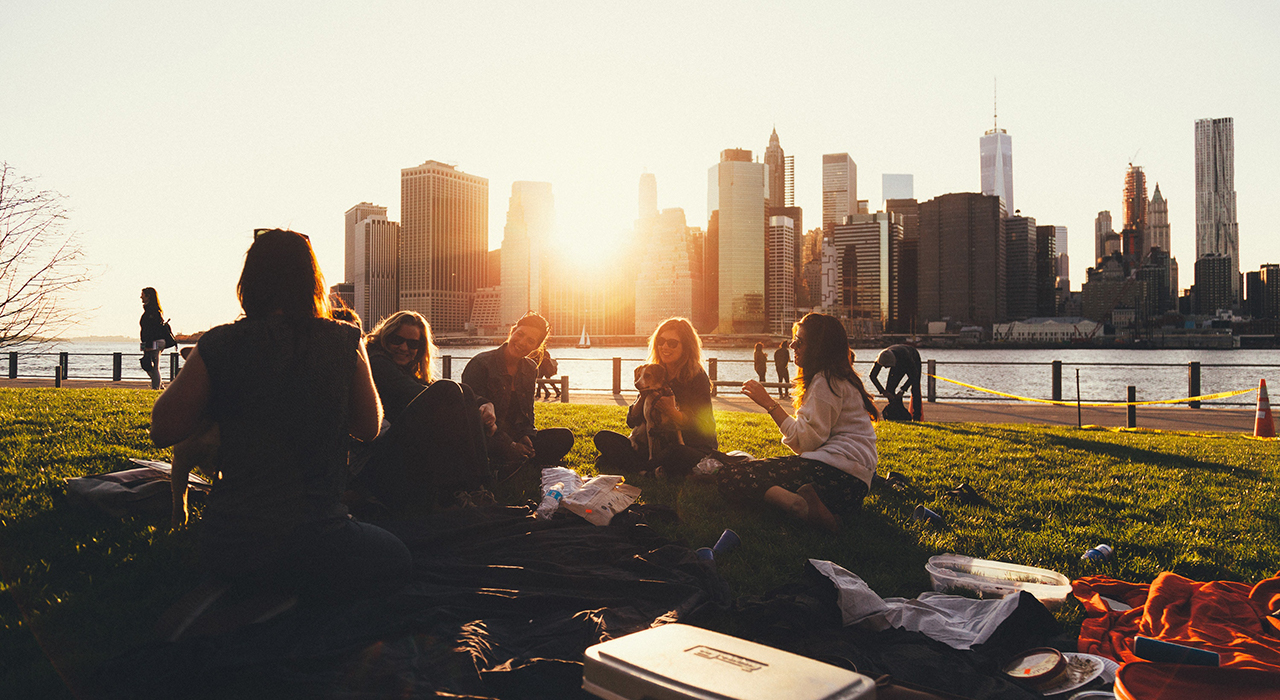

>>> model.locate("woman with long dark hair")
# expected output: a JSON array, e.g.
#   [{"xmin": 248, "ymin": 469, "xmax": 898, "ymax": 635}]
[
  {"xmin": 150, "ymin": 229, "xmax": 409, "ymax": 622},
  {"xmin": 721, "ymin": 313, "xmax": 879, "ymax": 533},
  {"xmin": 359, "ymin": 310, "xmax": 494, "ymax": 515},
  {"xmin": 593, "ymin": 317, "xmax": 717, "ymax": 478},
  {"xmin": 139, "ymin": 287, "xmax": 167, "ymax": 389},
  {"xmin": 462, "ymin": 312, "xmax": 573, "ymax": 472}
]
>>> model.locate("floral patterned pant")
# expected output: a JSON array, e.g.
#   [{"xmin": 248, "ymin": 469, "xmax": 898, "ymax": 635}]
[{"xmin": 716, "ymin": 455, "xmax": 870, "ymax": 514}]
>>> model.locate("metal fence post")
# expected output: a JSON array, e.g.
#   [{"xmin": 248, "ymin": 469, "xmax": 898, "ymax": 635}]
[
  {"xmin": 1127, "ymin": 386, "xmax": 1137, "ymax": 428},
  {"xmin": 560, "ymin": 375, "xmax": 569, "ymax": 403},
  {"xmin": 612, "ymin": 357, "xmax": 622, "ymax": 395},
  {"xmin": 7, "ymin": 352, "xmax": 15, "ymax": 379},
  {"xmin": 54, "ymin": 365, "xmax": 62, "ymax": 388},
  {"xmin": 927, "ymin": 359, "xmax": 936, "ymax": 403},
  {"xmin": 59, "ymin": 351, "xmax": 69, "ymax": 379},
  {"xmin": 113, "ymin": 353, "xmax": 122, "ymax": 381},
  {"xmin": 708, "ymin": 358, "xmax": 718, "ymax": 396},
  {"xmin": 1052, "ymin": 360, "xmax": 1062, "ymax": 402},
  {"xmin": 442, "ymin": 355, "xmax": 452, "ymax": 380},
  {"xmin": 1188, "ymin": 361, "xmax": 1201, "ymax": 409}
]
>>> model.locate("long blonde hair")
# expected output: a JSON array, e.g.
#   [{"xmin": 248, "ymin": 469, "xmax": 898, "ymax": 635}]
[
  {"xmin": 646, "ymin": 317, "xmax": 703, "ymax": 383},
  {"xmin": 366, "ymin": 311, "xmax": 436, "ymax": 383}
]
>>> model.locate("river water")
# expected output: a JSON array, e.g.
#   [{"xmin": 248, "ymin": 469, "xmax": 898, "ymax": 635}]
[{"xmin": 12, "ymin": 341, "xmax": 1278, "ymax": 407}]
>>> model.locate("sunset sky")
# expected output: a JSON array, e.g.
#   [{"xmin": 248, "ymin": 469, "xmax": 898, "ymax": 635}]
[{"xmin": 3, "ymin": 1, "xmax": 1277, "ymax": 337}]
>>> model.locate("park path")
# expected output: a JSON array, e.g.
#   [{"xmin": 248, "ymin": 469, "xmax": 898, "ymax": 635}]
[{"xmin": 1, "ymin": 378, "xmax": 1262, "ymax": 433}]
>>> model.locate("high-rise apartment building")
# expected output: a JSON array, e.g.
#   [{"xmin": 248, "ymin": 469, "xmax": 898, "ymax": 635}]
[
  {"xmin": 399, "ymin": 160, "xmax": 488, "ymax": 333},
  {"xmin": 1194, "ymin": 253, "xmax": 1234, "ymax": 315},
  {"xmin": 1005, "ymin": 216, "xmax": 1038, "ymax": 320},
  {"xmin": 707, "ymin": 149, "xmax": 767, "ymax": 334},
  {"xmin": 1034, "ymin": 225, "xmax": 1058, "ymax": 317},
  {"xmin": 886, "ymin": 198, "xmax": 920, "ymax": 332},
  {"xmin": 1195, "ymin": 117, "xmax": 1240, "ymax": 298},
  {"xmin": 1095, "ymin": 211, "xmax": 1114, "ymax": 265},
  {"xmin": 882, "ymin": 174, "xmax": 914, "ymax": 202},
  {"xmin": 832, "ymin": 212, "xmax": 903, "ymax": 330},
  {"xmin": 766, "ymin": 215, "xmax": 796, "ymax": 335},
  {"xmin": 1123, "ymin": 165, "xmax": 1148, "ymax": 262},
  {"xmin": 352, "ymin": 212, "xmax": 400, "ymax": 330},
  {"xmin": 635, "ymin": 207, "xmax": 700, "ymax": 334},
  {"xmin": 822, "ymin": 154, "xmax": 857, "ymax": 234},
  {"xmin": 500, "ymin": 181, "xmax": 554, "ymax": 327},
  {"xmin": 1148, "ymin": 184, "xmax": 1170, "ymax": 252},
  {"xmin": 980, "ymin": 124, "xmax": 1013, "ymax": 214},
  {"xmin": 918, "ymin": 193, "xmax": 1006, "ymax": 329},
  {"xmin": 345, "ymin": 202, "xmax": 387, "ymax": 284}
]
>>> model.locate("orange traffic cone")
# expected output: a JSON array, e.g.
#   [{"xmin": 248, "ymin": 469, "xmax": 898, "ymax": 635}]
[{"xmin": 1255, "ymin": 379, "xmax": 1276, "ymax": 438}]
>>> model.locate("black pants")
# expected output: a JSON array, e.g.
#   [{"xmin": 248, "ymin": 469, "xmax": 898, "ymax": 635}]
[
  {"xmin": 593, "ymin": 429, "xmax": 709, "ymax": 480},
  {"xmin": 529, "ymin": 427, "xmax": 574, "ymax": 466},
  {"xmin": 358, "ymin": 380, "xmax": 491, "ymax": 516}
]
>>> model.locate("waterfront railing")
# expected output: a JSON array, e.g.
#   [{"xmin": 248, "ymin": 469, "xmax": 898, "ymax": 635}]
[{"xmin": 5, "ymin": 351, "xmax": 1274, "ymax": 407}]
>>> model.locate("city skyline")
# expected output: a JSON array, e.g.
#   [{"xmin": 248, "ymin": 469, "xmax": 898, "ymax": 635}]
[{"xmin": 3, "ymin": 2, "xmax": 1278, "ymax": 336}]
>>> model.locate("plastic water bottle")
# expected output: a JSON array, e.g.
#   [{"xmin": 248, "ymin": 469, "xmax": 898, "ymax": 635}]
[
  {"xmin": 536, "ymin": 483, "xmax": 564, "ymax": 519},
  {"xmin": 1081, "ymin": 544, "xmax": 1113, "ymax": 562}
]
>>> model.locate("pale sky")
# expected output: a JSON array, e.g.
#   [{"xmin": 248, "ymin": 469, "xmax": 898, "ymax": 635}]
[{"xmin": 3, "ymin": 1, "xmax": 1276, "ymax": 337}]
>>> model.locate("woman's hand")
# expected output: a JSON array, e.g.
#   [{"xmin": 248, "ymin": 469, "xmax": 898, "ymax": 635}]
[
  {"xmin": 741, "ymin": 380, "xmax": 776, "ymax": 409},
  {"xmin": 479, "ymin": 402, "xmax": 497, "ymax": 436}
]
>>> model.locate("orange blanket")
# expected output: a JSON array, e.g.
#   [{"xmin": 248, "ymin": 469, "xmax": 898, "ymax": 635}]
[{"xmin": 1073, "ymin": 572, "xmax": 1280, "ymax": 672}]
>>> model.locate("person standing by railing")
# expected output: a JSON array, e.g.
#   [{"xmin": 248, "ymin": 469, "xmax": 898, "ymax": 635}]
[{"xmin": 140, "ymin": 287, "xmax": 167, "ymax": 390}]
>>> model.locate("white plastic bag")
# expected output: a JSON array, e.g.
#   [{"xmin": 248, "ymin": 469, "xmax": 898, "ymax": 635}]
[
  {"xmin": 540, "ymin": 467, "xmax": 584, "ymax": 498},
  {"xmin": 561, "ymin": 475, "xmax": 641, "ymax": 526}
]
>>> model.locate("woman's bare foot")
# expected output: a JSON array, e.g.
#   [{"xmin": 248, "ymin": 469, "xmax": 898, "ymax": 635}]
[{"xmin": 797, "ymin": 483, "xmax": 841, "ymax": 534}]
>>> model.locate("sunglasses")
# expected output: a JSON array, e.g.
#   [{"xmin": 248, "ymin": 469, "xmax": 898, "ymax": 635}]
[
  {"xmin": 656, "ymin": 337, "xmax": 682, "ymax": 349},
  {"xmin": 253, "ymin": 228, "xmax": 310, "ymax": 241},
  {"xmin": 386, "ymin": 334, "xmax": 425, "ymax": 351}
]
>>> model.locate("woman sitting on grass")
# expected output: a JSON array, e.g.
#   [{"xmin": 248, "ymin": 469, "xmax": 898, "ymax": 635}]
[
  {"xmin": 150, "ymin": 228, "xmax": 410, "ymax": 614},
  {"xmin": 462, "ymin": 312, "xmax": 573, "ymax": 475},
  {"xmin": 724, "ymin": 312, "xmax": 879, "ymax": 533},
  {"xmin": 593, "ymin": 317, "xmax": 717, "ymax": 478},
  {"xmin": 358, "ymin": 310, "xmax": 495, "ymax": 515}
]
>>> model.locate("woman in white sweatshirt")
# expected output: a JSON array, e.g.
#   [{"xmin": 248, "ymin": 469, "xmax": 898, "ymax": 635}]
[{"xmin": 724, "ymin": 313, "xmax": 880, "ymax": 533}]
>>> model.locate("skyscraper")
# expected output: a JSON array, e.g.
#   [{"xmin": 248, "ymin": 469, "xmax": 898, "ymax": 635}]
[
  {"xmin": 822, "ymin": 154, "xmax": 857, "ymax": 234},
  {"xmin": 766, "ymin": 215, "xmax": 796, "ymax": 335},
  {"xmin": 708, "ymin": 149, "xmax": 767, "ymax": 334},
  {"xmin": 1095, "ymin": 211, "xmax": 1119, "ymax": 264},
  {"xmin": 399, "ymin": 160, "xmax": 488, "ymax": 333},
  {"xmin": 980, "ymin": 121, "xmax": 1013, "ymax": 214},
  {"xmin": 639, "ymin": 172, "xmax": 658, "ymax": 220},
  {"xmin": 783, "ymin": 155, "xmax": 795, "ymax": 207},
  {"xmin": 1005, "ymin": 216, "xmax": 1038, "ymax": 320},
  {"xmin": 1148, "ymin": 184, "xmax": 1170, "ymax": 252},
  {"xmin": 831, "ymin": 212, "xmax": 903, "ymax": 330},
  {"xmin": 500, "ymin": 181, "xmax": 554, "ymax": 327},
  {"xmin": 1195, "ymin": 117, "xmax": 1240, "ymax": 297},
  {"xmin": 918, "ymin": 193, "xmax": 1006, "ymax": 329},
  {"xmin": 352, "ymin": 212, "xmax": 399, "ymax": 330},
  {"xmin": 764, "ymin": 129, "xmax": 785, "ymax": 211},
  {"xmin": 635, "ymin": 205, "xmax": 700, "ymax": 334},
  {"xmin": 886, "ymin": 198, "xmax": 920, "ymax": 332},
  {"xmin": 1122, "ymin": 164, "xmax": 1148, "ymax": 262},
  {"xmin": 345, "ymin": 202, "xmax": 387, "ymax": 284}
]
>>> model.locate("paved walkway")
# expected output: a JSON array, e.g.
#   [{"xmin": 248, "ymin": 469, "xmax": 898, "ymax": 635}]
[{"xmin": 2, "ymin": 379, "xmax": 1263, "ymax": 433}]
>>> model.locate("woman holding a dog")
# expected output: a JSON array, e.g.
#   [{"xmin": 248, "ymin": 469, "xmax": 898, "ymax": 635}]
[
  {"xmin": 725, "ymin": 312, "xmax": 879, "ymax": 533},
  {"xmin": 359, "ymin": 310, "xmax": 496, "ymax": 515},
  {"xmin": 462, "ymin": 312, "xmax": 574, "ymax": 473},
  {"xmin": 150, "ymin": 228, "xmax": 410, "ymax": 616},
  {"xmin": 593, "ymin": 317, "xmax": 718, "ymax": 478}
]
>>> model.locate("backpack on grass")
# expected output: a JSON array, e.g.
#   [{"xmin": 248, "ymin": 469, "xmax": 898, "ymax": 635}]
[{"xmin": 64, "ymin": 458, "xmax": 211, "ymax": 518}]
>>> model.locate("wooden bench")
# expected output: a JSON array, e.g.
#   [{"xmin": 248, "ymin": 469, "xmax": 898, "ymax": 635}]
[
  {"xmin": 710, "ymin": 380, "xmax": 791, "ymax": 397},
  {"xmin": 536, "ymin": 376, "xmax": 569, "ymax": 403}
]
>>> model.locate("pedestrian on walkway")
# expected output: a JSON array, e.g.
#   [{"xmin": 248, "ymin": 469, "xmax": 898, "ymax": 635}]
[
  {"xmin": 754, "ymin": 342, "xmax": 767, "ymax": 383},
  {"xmin": 139, "ymin": 287, "xmax": 168, "ymax": 390},
  {"xmin": 774, "ymin": 341, "xmax": 790, "ymax": 398}
]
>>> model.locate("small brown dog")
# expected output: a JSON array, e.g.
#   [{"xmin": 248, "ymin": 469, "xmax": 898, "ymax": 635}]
[
  {"xmin": 171, "ymin": 346, "xmax": 219, "ymax": 528},
  {"xmin": 629, "ymin": 363, "xmax": 683, "ymax": 463}
]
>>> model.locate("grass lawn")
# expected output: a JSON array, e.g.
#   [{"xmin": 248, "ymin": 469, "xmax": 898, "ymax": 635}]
[{"xmin": 3, "ymin": 387, "xmax": 1278, "ymax": 697}]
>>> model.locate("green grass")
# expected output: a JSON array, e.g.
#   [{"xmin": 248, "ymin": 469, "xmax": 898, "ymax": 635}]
[{"xmin": 3, "ymin": 388, "xmax": 1279, "ymax": 696}]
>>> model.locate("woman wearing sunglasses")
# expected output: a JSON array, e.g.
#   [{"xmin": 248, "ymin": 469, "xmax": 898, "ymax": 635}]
[
  {"xmin": 593, "ymin": 317, "xmax": 717, "ymax": 478},
  {"xmin": 358, "ymin": 310, "xmax": 494, "ymax": 515},
  {"xmin": 461, "ymin": 312, "xmax": 573, "ymax": 473}
]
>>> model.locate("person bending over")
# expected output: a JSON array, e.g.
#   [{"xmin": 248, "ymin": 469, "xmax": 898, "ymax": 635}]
[
  {"xmin": 725, "ymin": 312, "xmax": 879, "ymax": 533},
  {"xmin": 593, "ymin": 317, "xmax": 717, "ymax": 479},
  {"xmin": 870, "ymin": 344, "xmax": 922, "ymax": 421},
  {"xmin": 358, "ymin": 310, "xmax": 495, "ymax": 515},
  {"xmin": 462, "ymin": 312, "xmax": 573, "ymax": 473},
  {"xmin": 150, "ymin": 228, "xmax": 410, "ymax": 608}
]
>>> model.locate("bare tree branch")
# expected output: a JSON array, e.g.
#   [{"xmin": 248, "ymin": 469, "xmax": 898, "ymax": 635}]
[{"xmin": 0, "ymin": 163, "xmax": 95, "ymax": 347}]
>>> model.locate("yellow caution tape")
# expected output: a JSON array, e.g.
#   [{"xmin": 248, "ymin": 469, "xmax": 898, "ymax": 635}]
[{"xmin": 927, "ymin": 374, "xmax": 1257, "ymax": 407}]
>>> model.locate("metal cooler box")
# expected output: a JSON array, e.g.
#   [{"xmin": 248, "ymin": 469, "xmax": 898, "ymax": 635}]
[{"xmin": 582, "ymin": 623, "xmax": 876, "ymax": 700}]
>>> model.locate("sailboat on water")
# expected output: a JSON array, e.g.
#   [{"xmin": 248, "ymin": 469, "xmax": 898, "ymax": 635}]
[{"xmin": 576, "ymin": 325, "xmax": 591, "ymax": 349}]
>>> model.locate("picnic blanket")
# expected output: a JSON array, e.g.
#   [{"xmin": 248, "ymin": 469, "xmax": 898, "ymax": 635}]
[{"xmin": 1073, "ymin": 571, "xmax": 1280, "ymax": 672}]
